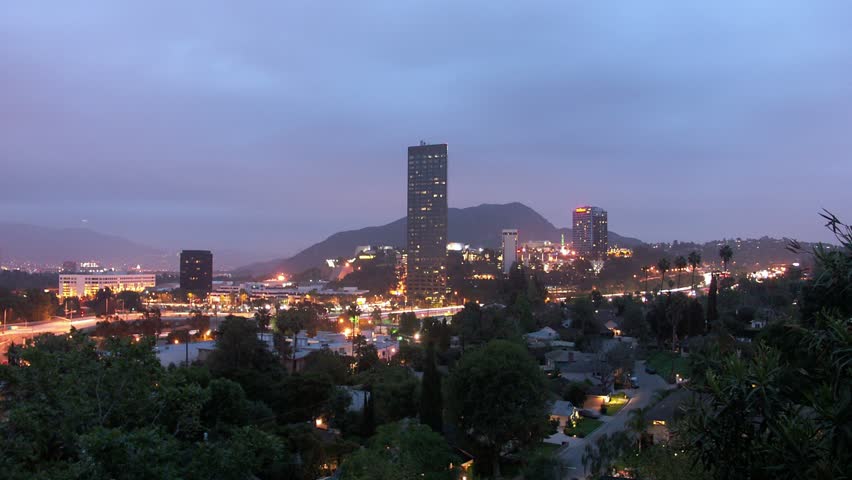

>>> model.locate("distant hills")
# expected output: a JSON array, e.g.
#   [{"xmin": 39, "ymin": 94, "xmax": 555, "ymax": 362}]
[
  {"xmin": 0, "ymin": 222, "xmax": 268, "ymax": 271},
  {"xmin": 236, "ymin": 202, "xmax": 643, "ymax": 277}
]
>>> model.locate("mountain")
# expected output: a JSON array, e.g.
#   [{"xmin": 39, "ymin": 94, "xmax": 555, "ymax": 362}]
[
  {"xmin": 236, "ymin": 202, "xmax": 644, "ymax": 277},
  {"xmin": 0, "ymin": 223, "xmax": 271, "ymax": 271},
  {"xmin": 0, "ymin": 222, "xmax": 170, "ymax": 269}
]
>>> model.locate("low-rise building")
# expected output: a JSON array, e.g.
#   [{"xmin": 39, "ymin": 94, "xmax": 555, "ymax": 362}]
[{"xmin": 59, "ymin": 273, "xmax": 156, "ymax": 298}]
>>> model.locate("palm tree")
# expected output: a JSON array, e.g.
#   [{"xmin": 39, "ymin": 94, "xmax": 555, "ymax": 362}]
[
  {"xmin": 641, "ymin": 266, "xmax": 651, "ymax": 294},
  {"xmin": 657, "ymin": 258, "xmax": 671, "ymax": 293},
  {"xmin": 254, "ymin": 307, "xmax": 272, "ymax": 341},
  {"xmin": 627, "ymin": 407, "xmax": 649, "ymax": 451},
  {"xmin": 346, "ymin": 303, "xmax": 362, "ymax": 356},
  {"xmin": 719, "ymin": 244, "xmax": 734, "ymax": 272},
  {"xmin": 674, "ymin": 256, "xmax": 687, "ymax": 289},
  {"xmin": 688, "ymin": 251, "xmax": 701, "ymax": 291}
]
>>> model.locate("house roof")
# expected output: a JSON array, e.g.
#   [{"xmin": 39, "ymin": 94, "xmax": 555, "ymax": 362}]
[
  {"xmin": 647, "ymin": 388, "xmax": 693, "ymax": 423},
  {"xmin": 551, "ymin": 400, "xmax": 577, "ymax": 417},
  {"xmin": 545, "ymin": 349, "xmax": 573, "ymax": 362},
  {"xmin": 526, "ymin": 326, "xmax": 559, "ymax": 340},
  {"xmin": 604, "ymin": 320, "xmax": 620, "ymax": 330}
]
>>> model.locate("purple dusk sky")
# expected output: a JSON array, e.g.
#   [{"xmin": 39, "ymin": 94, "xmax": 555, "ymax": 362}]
[{"xmin": 2, "ymin": 2, "xmax": 851, "ymax": 257}]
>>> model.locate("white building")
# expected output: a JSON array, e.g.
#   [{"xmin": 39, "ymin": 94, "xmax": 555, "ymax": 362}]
[
  {"xmin": 502, "ymin": 229, "xmax": 519, "ymax": 274},
  {"xmin": 59, "ymin": 273, "xmax": 156, "ymax": 298},
  {"xmin": 290, "ymin": 329, "xmax": 399, "ymax": 359}
]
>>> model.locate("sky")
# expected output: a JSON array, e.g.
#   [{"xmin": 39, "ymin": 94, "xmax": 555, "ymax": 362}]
[{"xmin": 2, "ymin": 1, "xmax": 852, "ymax": 258}]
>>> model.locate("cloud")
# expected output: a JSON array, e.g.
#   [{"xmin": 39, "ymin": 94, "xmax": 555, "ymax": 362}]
[{"xmin": 1, "ymin": 1, "xmax": 851, "ymax": 254}]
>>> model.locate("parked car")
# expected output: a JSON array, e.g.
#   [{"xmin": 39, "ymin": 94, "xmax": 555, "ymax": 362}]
[
  {"xmin": 645, "ymin": 365, "xmax": 657, "ymax": 374},
  {"xmin": 579, "ymin": 408, "xmax": 601, "ymax": 419},
  {"xmin": 629, "ymin": 376, "xmax": 639, "ymax": 388}
]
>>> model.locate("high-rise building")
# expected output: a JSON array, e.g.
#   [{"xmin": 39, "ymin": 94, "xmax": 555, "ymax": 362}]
[
  {"xmin": 572, "ymin": 206, "xmax": 608, "ymax": 260},
  {"xmin": 180, "ymin": 250, "xmax": 213, "ymax": 295},
  {"xmin": 501, "ymin": 229, "xmax": 519, "ymax": 274},
  {"xmin": 406, "ymin": 142, "xmax": 448, "ymax": 306}
]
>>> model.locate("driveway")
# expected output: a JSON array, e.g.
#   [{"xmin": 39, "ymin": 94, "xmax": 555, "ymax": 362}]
[{"xmin": 557, "ymin": 360, "xmax": 673, "ymax": 479}]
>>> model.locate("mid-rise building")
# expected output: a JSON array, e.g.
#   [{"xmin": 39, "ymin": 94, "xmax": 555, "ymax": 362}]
[
  {"xmin": 572, "ymin": 206, "xmax": 608, "ymax": 260},
  {"xmin": 501, "ymin": 229, "xmax": 519, "ymax": 274},
  {"xmin": 406, "ymin": 142, "xmax": 448, "ymax": 306},
  {"xmin": 180, "ymin": 250, "xmax": 213, "ymax": 295},
  {"xmin": 59, "ymin": 273, "xmax": 156, "ymax": 298}
]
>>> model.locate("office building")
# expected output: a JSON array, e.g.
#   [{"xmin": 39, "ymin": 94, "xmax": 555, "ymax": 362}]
[
  {"xmin": 406, "ymin": 142, "xmax": 448, "ymax": 305},
  {"xmin": 572, "ymin": 206, "xmax": 608, "ymax": 260},
  {"xmin": 59, "ymin": 273, "xmax": 156, "ymax": 298},
  {"xmin": 180, "ymin": 250, "xmax": 213, "ymax": 294},
  {"xmin": 501, "ymin": 229, "xmax": 519, "ymax": 274}
]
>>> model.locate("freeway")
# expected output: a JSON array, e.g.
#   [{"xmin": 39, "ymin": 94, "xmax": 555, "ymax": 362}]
[{"xmin": 558, "ymin": 361, "xmax": 675, "ymax": 479}]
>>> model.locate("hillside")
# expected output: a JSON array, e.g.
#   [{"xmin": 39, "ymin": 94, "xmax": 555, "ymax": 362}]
[
  {"xmin": 236, "ymin": 202, "xmax": 644, "ymax": 277},
  {"xmin": 0, "ymin": 223, "xmax": 269, "ymax": 271}
]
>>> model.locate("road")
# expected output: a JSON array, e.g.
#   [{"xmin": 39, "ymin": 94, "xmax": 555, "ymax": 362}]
[{"xmin": 558, "ymin": 360, "xmax": 674, "ymax": 479}]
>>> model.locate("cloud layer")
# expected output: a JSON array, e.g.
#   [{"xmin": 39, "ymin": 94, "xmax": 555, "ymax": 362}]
[{"xmin": 2, "ymin": 1, "xmax": 851, "ymax": 253}]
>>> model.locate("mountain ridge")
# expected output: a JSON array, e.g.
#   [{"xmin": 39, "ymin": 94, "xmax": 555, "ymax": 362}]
[
  {"xmin": 236, "ymin": 202, "xmax": 643, "ymax": 277},
  {"xmin": 0, "ymin": 222, "xmax": 269, "ymax": 271}
]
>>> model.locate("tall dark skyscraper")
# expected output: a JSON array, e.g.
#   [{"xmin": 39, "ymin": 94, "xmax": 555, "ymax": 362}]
[
  {"xmin": 406, "ymin": 142, "xmax": 448, "ymax": 306},
  {"xmin": 180, "ymin": 250, "xmax": 213, "ymax": 295},
  {"xmin": 572, "ymin": 206, "xmax": 608, "ymax": 260}
]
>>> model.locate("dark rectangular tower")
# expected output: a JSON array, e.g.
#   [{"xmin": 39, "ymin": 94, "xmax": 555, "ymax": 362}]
[
  {"xmin": 180, "ymin": 250, "xmax": 213, "ymax": 295},
  {"xmin": 406, "ymin": 142, "xmax": 448, "ymax": 306}
]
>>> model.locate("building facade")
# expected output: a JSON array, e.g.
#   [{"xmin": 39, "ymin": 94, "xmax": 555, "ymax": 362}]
[
  {"xmin": 572, "ymin": 206, "xmax": 608, "ymax": 260},
  {"xmin": 59, "ymin": 273, "xmax": 156, "ymax": 298},
  {"xmin": 501, "ymin": 229, "xmax": 519, "ymax": 274},
  {"xmin": 406, "ymin": 142, "xmax": 448, "ymax": 306},
  {"xmin": 180, "ymin": 250, "xmax": 213, "ymax": 294}
]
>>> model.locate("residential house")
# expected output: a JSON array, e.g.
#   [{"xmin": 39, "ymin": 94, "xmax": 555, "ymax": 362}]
[{"xmin": 550, "ymin": 400, "xmax": 580, "ymax": 428}]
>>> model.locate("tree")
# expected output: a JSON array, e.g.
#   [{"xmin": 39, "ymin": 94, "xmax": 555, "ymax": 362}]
[
  {"xmin": 446, "ymin": 340, "xmax": 550, "ymax": 478},
  {"xmin": 207, "ymin": 315, "xmax": 278, "ymax": 377},
  {"xmin": 674, "ymin": 256, "xmax": 687, "ymax": 289},
  {"xmin": 419, "ymin": 342, "xmax": 442, "ymax": 433},
  {"xmin": 523, "ymin": 452, "xmax": 561, "ymax": 480},
  {"xmin": 600, "ymin": 342, "xmax": 634, "ymax": 391},
  {"xmin": 254, "ymin": 306, "xmax": 272, "ymax": 341},
  {"xmin": 572, "ymin": 297, "xmax": 596, "ymax": 334},
  {"xmin": 590, "ymin": 289, "xmax": 604, "ymax": 309},
  {"xmin": 657, "ymin": 258, "xmax": 671, "ymax": 293},
  {"xmin": 718, "ymin": 244, "xmax": 733, "ymax": 272},
  {"xmin": 627, "ymin": 407, "xmax": 649, "ymax": 451},
  {"xmin": 687, "ymin": 250, "xmax": 702, "ymax": 291},
  {"xmin": 370, "ymin": 307, "xmax": 382, "ymax": 327},
  {"xmin": 706, "ymin": 274, "xmax": 718, "ymax": 331},
  {"xmin": 683, "ymin": 213, "xmax": 852, "ymax": 479},
  {"xmin": 340, "ymin": 422, "xmax": 458, "ymax": 480},
  {"xmin": 398, "ymin": 312, "xmax": 420, "ymax": 337},
  {"xmin": 641, "ymin": 265, "xmax": 651, "ymax": 293},
  {"xmin": 360, "ymin": 384, "xmax": 376, "ymax": 437}
]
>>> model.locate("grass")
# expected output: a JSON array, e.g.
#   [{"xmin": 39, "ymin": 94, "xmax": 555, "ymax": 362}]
[
  {"xmin": 603, "ymin": 393, "xmax": 630, "ymax": 416},
  {"xmin": 647, "ymin": 351, "xmax": 691, "ymax": 381},
  {"xmin": 563, "ymin": 418, "xmax": 604, "ymax": 438}
]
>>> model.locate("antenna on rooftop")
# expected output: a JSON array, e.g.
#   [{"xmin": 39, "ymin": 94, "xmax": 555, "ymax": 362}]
[{"xmin": 420, "ymin": 140, "xmax": 427, "ymax": 146}]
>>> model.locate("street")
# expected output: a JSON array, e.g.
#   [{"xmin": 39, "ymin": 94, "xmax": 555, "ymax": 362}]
[{"xmin": 558, "ymin": 360, "xmax": 674, "ymax": 479}]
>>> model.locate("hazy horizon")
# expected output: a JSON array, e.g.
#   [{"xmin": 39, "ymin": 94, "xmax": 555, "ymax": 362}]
[{"xmin": 3, "ymin": 2, "xmax": 851, "ymax": 253}]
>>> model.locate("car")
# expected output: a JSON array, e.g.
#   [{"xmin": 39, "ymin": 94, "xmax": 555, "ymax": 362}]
[
  {"xmin": 579, "ymin": 408, "xmax": 601, "ymax": 419},
  {"xmin": 629, "ymin": 376, "xmax": 639, "ymax": 388},
  {"xmin": 645, "ymin": 366, "xmax": 657, "ymax": 374}
]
